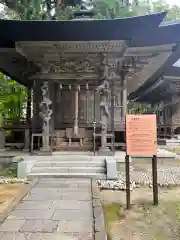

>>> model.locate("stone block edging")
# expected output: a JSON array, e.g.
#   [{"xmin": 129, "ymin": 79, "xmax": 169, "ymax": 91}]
[
  {"xmin": 91, "ymin": 180, "xmax": 107, "ymax": 240},
  {"xmin": 0, "ymin": 178, "xmax": 38, "ymax": 224}
]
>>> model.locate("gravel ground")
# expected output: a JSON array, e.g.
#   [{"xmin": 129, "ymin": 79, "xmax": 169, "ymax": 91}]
[
  {"xmin": 98, "ymin": 166, "xmax": 180, "ymax": 190},
  {"xmin": 118, "ymin": 166, "xmax": 180, "ymax": 186}
]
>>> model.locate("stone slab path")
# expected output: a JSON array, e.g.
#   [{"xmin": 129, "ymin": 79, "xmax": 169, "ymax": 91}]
[{"xmin": 0, "ymin": 178, "xmax": 94, "ymax": 240}]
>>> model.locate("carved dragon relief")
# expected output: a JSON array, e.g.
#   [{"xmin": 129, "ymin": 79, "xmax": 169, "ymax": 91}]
[
  {"xmin": 39, "ymin": 81, "xmax": 52, "ymax": 150},
  {"xmin": 40, "ymin": 57, "xmax": 99, "ymax": 74}
]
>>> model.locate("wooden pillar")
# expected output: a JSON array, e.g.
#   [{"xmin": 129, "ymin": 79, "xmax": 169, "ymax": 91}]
[
  {"xmin": 93, "ymin": 89, "xmax": 96, "ymax": 124},
  {"xmin": 23, "ymin": 88, "xmax": 31, "ymax": 152},
  {"xmin": 0, "ymin": 113, "xmax": 5, "ymax": 151},
  {"xmin": 97, "ymin": 64, "xmax": 112, "ymax": 156},
  {"xmin": 73, "ymin": 85, "xmax": 79, "ymax": 136},
  {"xmin": 122, "ymin": 77, "xmax": 127, "ymax": 119},
  {"xmin": 49, "ymin": 80, "xmax": 55, "ymax": 134},
  {"xmin": 32, "ymin": 80, "xmax": 42, "ymax": 133},
  {"xmin": 111, "ymin": 80, "xmax": 115, "ymax": 154},
  {"xmin": 40, "ymin": 80, "xmax": 52, "ymax": 152}
]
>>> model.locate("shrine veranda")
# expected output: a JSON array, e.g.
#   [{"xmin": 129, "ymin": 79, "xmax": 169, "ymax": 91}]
[{"xmin": 1, "ymin": 12, "xmax": 180, "ymax": 154}]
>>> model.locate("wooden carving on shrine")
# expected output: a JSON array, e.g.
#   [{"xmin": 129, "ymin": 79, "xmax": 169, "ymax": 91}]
[
  {"xmin": 96, "ymin": 62, "xmax": 110, "ymax": 149},
  {"xmin": 39, "ymin": 81, "xmax": 52, "ymax": 150},
  {"xmin": 41, "ymin": 57, "xmax": 96, "ymax": 74}
]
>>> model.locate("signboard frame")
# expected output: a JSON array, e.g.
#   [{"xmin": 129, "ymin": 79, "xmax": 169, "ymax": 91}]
[
  {"xmin": 125, "ymin": 114, "xmax": 158, "ymax": 209},
  {"xmin": 126, "ymin": 114, "xmax": 157, "ymax": 157}
]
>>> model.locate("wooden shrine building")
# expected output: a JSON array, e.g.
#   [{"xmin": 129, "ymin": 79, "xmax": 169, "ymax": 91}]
[
  {"xmin": 128, "ymin": 21, "xmax": 180, "ymax": 140},
  {"xmin": 1, "ymin": 12, "xmax": 180, "ymax": 154},
  {"xmin": 129, "ymin": 65, "xmax": 180, "ymax": 140}
]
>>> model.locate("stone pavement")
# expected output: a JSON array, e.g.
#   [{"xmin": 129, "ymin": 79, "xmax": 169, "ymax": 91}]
[{"xmin": 0, "ymin": 178, "xmax": 94, "ymax": 240}]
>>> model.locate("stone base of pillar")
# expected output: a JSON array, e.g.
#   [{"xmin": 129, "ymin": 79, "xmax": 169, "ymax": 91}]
[
  {"xmin": 0, "ymin": 149, "xmax": 6, "ymax": 152},
  {"xmin": 23, "ymin": 148, "xmax": 29, "ymax": 152},
  {"xmin": 73, "ymin": 124, "xmax": 79, "ymax": 136},
  {"xmin": 98, "ymin": 146, "xmax": 113, "ymax": 156},
  {"xmin": 23, "ymin": 129, "xmax": 30, "ymax": 153},
  {"xmin": 40, "ymin": 147, "xmax": 52, "ymax": 155},
  {"xmin": 0, "ymin": 130, "xmax": 5, "ymax": 151}
]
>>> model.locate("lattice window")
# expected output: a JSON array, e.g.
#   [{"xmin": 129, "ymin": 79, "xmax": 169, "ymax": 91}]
[
  {"xmin": 114, "ymin": 94, "xmax": 122, "ymax": 107},
  {"xmin": 175, "ymin": 83, "xmax": 180, "ymax": 93},
  {"xmin": 108, "ymin": 92, "xmax": 122, "ymax": 107}
]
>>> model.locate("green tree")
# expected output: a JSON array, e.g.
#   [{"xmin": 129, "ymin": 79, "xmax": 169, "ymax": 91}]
[
  {"xmin": 1, "ymin": 0, "xmax": 180, "ymax": 20},
  {"xmin": 0, "ymin": 0, "xmax": 44, "ymax": 20},
  {"xmin": 93, "ymin": 0, "xmax": 139, "ymax": 19},
  {"xmin": 0, "ymin": 73, "xmax": 27, "ymax": 119},
  {"xmin": 93, "ymin": 0, "xmax": 180, "ymax": 20},
  {"xmin": 0, "ymin": 0, "xmax": 82, "ymax": 20}
]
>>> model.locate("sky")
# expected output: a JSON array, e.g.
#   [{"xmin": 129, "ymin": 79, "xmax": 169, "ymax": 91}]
[
  {"xmin": 155, "ymin": 0, "xmax": 180, "ymax": 6},
  {"xmin": 166, "ymin": 0, "xmax": 180, "ymax": 6}
]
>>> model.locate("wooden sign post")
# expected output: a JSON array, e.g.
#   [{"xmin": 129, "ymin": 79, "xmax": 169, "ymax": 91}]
[{"xmin": 125, "ymin": 114, "xmax": 158, "ymax": 209}]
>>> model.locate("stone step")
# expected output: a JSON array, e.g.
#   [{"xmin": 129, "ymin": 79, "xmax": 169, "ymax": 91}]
[
  {"xmin": 52, "ymin": 152, "xmax": 94, "ymax": 155},
  {"xmin": 27, "ymin": 172, "xmax": 106, "ymax": 180},
  {"xmin": 34, "ymin": 161, "xmax": 105, "ymax": 168},
  {"xmin": 53, "ymin": 146, "xmax": 92, "ymax": 151},
  {"xmin": 31, "ymin": 166, "xmax": 106, "ymax": 174},
  {"xmin": 27, "ymin": 155, "xmax": 106, "ymax": 161}
]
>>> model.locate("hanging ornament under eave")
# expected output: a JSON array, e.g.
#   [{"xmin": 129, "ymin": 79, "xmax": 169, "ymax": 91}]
[
  {"xmin": 59, "ymin": 84, "xmax": 62, "ymax": 90},
  {"xmin": 69, "ymin": 84, "xmax": 72, "ymax": 90},
  {"xmin": 86, "ymin": 83, "xmax": 89, "ymax": 90},
  {"xmin": 77, "ymin": 85, "xmax": 80, "ymax": 91}
]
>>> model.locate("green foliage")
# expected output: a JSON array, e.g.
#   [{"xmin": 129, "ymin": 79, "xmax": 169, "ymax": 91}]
[
  {"xmin": 93, "ymin": 0, "xmax": 139, "ymax": 19},
  {"xmin": 4, "ymin": 164, "xmax": 17, "ymax": 177},
  {"xmin": 128, "ymin": 102, "xmax": 153, "ymax": 114},
  {"xmin": 0, "ymin": 0, "xmax": 81, "ymax": 20},
  {"xmin": 102, "ymin": 202, "xmax": 124, "ymax": 240},
  {"xmin": 56, "ymin": 6, "xmax": 81, "ymax": 19},
  {"xmin": 0, "ymin": 73, "xmax": 27, "ymax": 119},
  {"xmin": 102, "ymin": 202, "xmax": 122, "ymax": 222},
  {"xmin": 0, "ymin": 163, "xmax": 17, "ymax": 177},
  {"xmin": 152, "ymin": 0, "xmax": 180, "ymax": 20},
  {"xmin": 167, "ymin": 147, "xmax": 180, "ymax": 155},
  {"xmin": 1, "ymin": 0, "xmax": 180, "ymax": 21},
  {"xmin": 166, "ymin": 5, "xmax": 180, "ymax": 20},
  {"xmin": 0, "ymin": 0, "xmax": 44, "ymax": 20},
  {"xmin": 93, "ymin": 0, "xmax": 180, "ymax": 20}
]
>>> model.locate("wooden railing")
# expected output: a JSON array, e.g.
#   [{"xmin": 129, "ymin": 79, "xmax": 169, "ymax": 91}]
[
  {"xmin": 31, "ymin": 133, "xmax": 56, "ymax": 152},
  {"xmin": 157, "ymin": 124, "xmax": 178, "ymax": 139},
  {"xmin": 2, "ymin": 118, "xmax": 29, "ymax": 130}
]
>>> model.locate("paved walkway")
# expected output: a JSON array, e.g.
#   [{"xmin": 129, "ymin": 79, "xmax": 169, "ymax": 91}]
[{"xmin": 0, "ymin": 178, "xmax": 94, "ymax": 240}]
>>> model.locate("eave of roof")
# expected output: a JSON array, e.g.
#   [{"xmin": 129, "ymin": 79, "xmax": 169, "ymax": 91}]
[
  {"xmin": 131, "ymin": 19, "xmax": 180, "ymax": 47},
  {"xmin": 0, "ymin": 67, "xmax": 32, "ymax": 88},
  {"xmin": 128, "ymin": 38, "xmax": 180, "ymax": 101},
  {"xmin": 3, "ymin": 12, "xmax": 180, "ymax": 90},
  {"xmin": 0, "ymin": 12, "xmax": 165, "ymax": 42},
  {"xmin": 164, "ymin": 65, "xmax": 180, "ymax": 77},
  {"xmin": 129, "ymin": 66, "xmax": 180, "ymax": 102}
]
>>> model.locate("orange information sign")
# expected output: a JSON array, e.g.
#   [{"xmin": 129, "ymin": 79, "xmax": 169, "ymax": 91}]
[{"xmin": 126, "ymin": 114, "xmax": 157, "ymax": 157}]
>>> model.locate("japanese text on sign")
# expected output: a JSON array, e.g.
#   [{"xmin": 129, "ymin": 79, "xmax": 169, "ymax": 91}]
[{"xmin": 126, "ymin": 114, "xmax": 157, "ymax": 157}]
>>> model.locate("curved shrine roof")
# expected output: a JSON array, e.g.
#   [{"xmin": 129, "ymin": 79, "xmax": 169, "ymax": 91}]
[
  {"xmin": 131, "ymin": 20, "xmax": 180, "ymax": 47},
  {"xmin": 165, "ymin": 65, "xmax": 180, "ymax": 77},
  {"xmin": 128, "ymin": 20, "xmax": 180, "ymax": 100},
  {"xmin": 128, "ymin": 65, "xmax": 180, "ymax": 102},
  {"xmin": 0, "ymin": 12, "xmax": 165, "ymax": 43},
  {"xmin": 1, "ymin": 12, "xmax": 180, "ymax": 91}
]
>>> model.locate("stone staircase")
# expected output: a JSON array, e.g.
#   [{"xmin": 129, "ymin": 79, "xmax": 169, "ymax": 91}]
[{"xmin": 27, "ymin": 155, "xmax": 107, "ymax": 180}]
